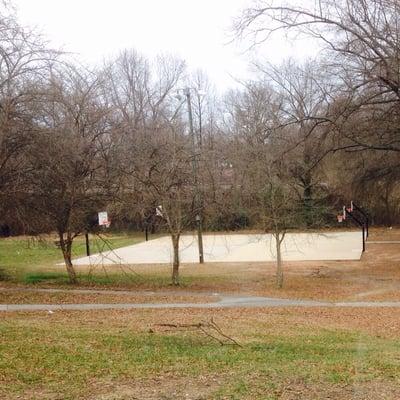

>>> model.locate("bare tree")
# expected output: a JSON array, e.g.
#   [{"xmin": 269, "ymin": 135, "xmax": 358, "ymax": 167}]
[
  {"xmin": 254, "ymin": 60, "xmax": 337, "ymax": 224},
  {"xmin": 128, "ymin": 128, "xmax": 195, "ymax": 285},
  {"xmin": 228, "ymin": 120, "xmax": 303, "ymax": 288},
  {"xmin": 103, "ymin": 50, "xmax": 198, "ymax": 284},
  {"xmin": 103, "ymin": 50, "xmax": 185, "ymax": 136},
  {"xmin": 224, "ymin": 77, "xmax": 330, "ymax": 286},
  {"xmin": 0, "ymin": 5, "xmax": 58, "ymax": 224},
  {"xmin": 258, "ymin": 169, "xmax": 300, "ymax": 288},
  {"xmin": 236, "ymin": 0, "xmax": 400, "ymax": 152},
  {"xmin": 24, "ymin": 65, "xmax": 111, "ymax": 283}
]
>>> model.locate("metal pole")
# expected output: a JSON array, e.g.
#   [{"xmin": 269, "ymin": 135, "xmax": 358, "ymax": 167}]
[
  {"xmin": 85, "ymin": 232, "xmax": 90, "ymax": 257},
  {"xmin": 362, "ymin": 225, "xmax": 365, "ymax": 252},
  {"xmin": 186, "ymin": 89, "xmax": 204, "ymax": 264},
  {"xmin": 353, "ymin": 202, "xmax": 369, "ymax": 238},
  {"xmin": 196, "ymin": 215, "xmax": 204, "ymax": 263},
  {"xmin": 346, "ymin": 210, "xmax": 366, "ymax": 253}
]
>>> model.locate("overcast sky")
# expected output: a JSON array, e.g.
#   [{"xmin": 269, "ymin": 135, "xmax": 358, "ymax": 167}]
[{"xmin": 13, "ymin": 0, "xmax": 319, "ymax": 92}]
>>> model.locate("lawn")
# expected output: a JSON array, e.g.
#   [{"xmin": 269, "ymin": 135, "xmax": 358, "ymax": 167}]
[
  {"xmin": 2, "ymin": 228, "xmax": 400, "ymax": 399},
  {"xmin": 0, "ymin": 232, "xmax": 147, "ymax": 284},
  {"xmin": 1, "ymin": 307, "xmax": 400, "ymax": 399},
  {"xmin": 2, "ymin": 228, "xmax": 400, "ymax": 300}
]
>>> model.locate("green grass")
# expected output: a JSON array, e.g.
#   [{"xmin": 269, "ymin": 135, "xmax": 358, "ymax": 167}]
[
  {"xmin": 1, "ymin": 321, "xmax": 400, "ymax": 399},
  {"xmin": 0, "ymin": 233, "xmax": 146, "ymax": 284},
  {"xmin": 19, "ymin": 268, "xmax": 194, "ymax": 288},
  {"xmin": 0, "ymin": 232, "xmax": 221, "ymax": 288}
]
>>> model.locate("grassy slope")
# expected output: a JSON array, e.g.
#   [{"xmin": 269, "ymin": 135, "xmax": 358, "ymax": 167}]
[
  {"xmin": 1, "ymin": 308, "xmax": 400, "ymax": 399},
  {"xmin": 2, "ymin": 229, "xmax": 400, "ymax": 398},
  {"xmin": 0, "ymin": 233, "xmax": 146, "ymax": 284},
  {"xmin": 2, "ymin": 228, "xmax": 400, "ymax": 299}
]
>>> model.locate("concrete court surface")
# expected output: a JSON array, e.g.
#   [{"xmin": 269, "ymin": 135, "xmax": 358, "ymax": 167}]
[{"xmin": 72, "ymin": 231, "xmax": 363, "ymax": 266}]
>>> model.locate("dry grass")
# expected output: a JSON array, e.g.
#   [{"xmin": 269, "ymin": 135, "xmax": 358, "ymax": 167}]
[
  {"xmin": 3, "ymin": 306, "xmax": 400, "ymax": 399},
  {"xmin": 6, "ymin": 305, "xmax": 400, "ymax": 339},
  {"xmin": 0, "ymin": 290, "xmax": 216, "ymax": 305},
  {"xmin": 3, "ymin": 228, "xmax": 400, "ymax": 399}
]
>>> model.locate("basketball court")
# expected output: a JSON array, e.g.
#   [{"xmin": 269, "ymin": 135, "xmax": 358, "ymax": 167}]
[{"xmin": 72, "ymin": 231, "xmax": 363, "ymax": 266}]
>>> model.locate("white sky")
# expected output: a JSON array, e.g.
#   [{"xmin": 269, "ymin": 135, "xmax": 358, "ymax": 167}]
[{"xmin": 13, "ymin": 0, "xmax": 319, "ymax": 93}]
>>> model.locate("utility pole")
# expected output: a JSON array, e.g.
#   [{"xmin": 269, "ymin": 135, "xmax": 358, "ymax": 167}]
[{"xmin": 185, "ymin": 88, "xmax": 204, "ymax": 264}]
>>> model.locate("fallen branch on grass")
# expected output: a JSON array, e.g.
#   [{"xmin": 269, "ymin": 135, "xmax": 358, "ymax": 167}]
[{"xmin": 155, "ymin": 317, "xmax": 242, "ymax": 347}]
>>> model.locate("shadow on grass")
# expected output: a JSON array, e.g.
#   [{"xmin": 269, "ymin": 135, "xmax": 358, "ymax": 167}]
[
  {"xmin": 21, "ymin": 270, "xmax": 190, "ymax": 288},
  {"xmin": 0, "ymin": 267, "xmax": 11, "ymax": 281},
  {"xmin": 23, "ymin": 272, "xmax": 71, "ymax": 285}
]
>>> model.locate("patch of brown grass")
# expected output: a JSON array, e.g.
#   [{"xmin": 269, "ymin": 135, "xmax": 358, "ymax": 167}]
[
  {"xmin": 273, "ymin": 379, "xmax": 400, "ymax": 400},
  {"xmin": 0, "ymin": 290, "xmax": 216, "ymax": 305},
  {"xmin": 3, "ymin": 304, "xmax": 400, "ymax": 400},
  {"xmin": 5, "ymin": 305, "xmax": 400, "ymax": 339}
]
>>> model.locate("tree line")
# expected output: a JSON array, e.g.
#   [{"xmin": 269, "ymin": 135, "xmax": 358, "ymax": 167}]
[{"xmin": 0, "ymin": 0, "xmax": 399, "ymax": 285}]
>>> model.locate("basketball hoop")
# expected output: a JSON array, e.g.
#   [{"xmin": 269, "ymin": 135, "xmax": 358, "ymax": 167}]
[
  {"xmin": 337, "ymin": 215, "xmax": 344, "ymax": 223},
  {"xmin": 98, "ymin": 211, "xmax": 109, "ymax": 227}
]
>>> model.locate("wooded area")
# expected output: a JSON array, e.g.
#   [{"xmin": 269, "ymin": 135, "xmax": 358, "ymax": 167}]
[{"xmin": 0, "ymin": 0, "xmax": 399, "ymax": 283}]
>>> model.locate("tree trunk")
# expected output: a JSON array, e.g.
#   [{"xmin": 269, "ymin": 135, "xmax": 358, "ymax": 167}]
[
  {"xmin": 303, "ymin": 171, "xmax": 312, "ymax": 227},
  {"xmin": 303, "ymin": 175, "xmax": 312, "ymax": 227},
  {"xmin": 171, "ymin": 233, "xmax": 180, "ymax": 286},
  {"xmin": 303, "ymin": 134, "xmax": 313, "ymax": 227},
  {"xmin": 59, "ymin": 233, "xmax": 77, "ymax": 284},
  {"xmin": 275, "ymin": 234, "xmax": 283, "ymax": 289},
  {"xmin": 383, "ymin": 186, "xmax": 392, "ymax": 227}
]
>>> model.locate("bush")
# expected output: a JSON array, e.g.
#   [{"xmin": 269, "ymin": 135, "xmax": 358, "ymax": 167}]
[{"xmin": 210, "ymin": 210, "xmax": 250, "ymax": 231}]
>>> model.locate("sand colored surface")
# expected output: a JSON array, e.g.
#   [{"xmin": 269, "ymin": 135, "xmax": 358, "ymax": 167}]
[{"xmin": 72, "ymin": 231, "xmax": 363, "ymax": 266}]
